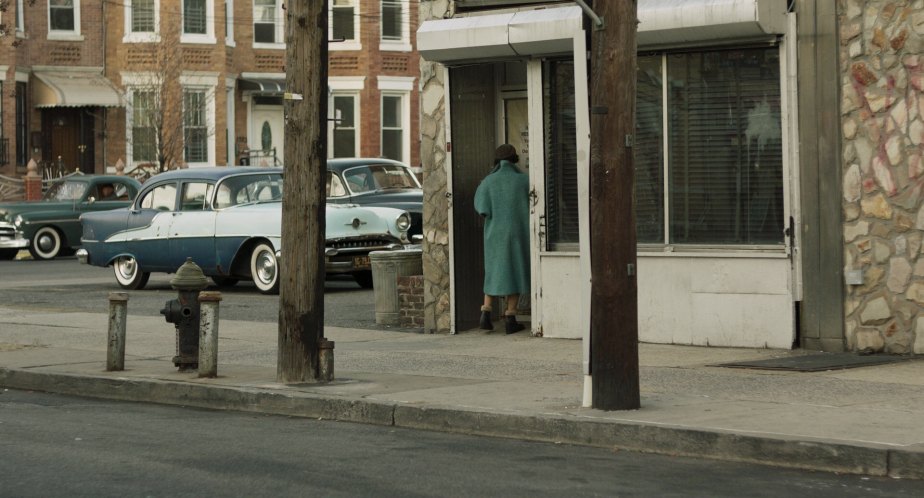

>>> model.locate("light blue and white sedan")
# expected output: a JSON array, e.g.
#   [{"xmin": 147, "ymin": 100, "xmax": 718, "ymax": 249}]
[{"xmin": 78, "ymin": 167, "xmax": 412, "ymax": 293}]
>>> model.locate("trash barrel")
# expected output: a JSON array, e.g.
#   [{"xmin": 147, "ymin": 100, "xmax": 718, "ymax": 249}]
[{"xmin": 370, "ymin": 249, "xmax": 423, "ymax": 325}]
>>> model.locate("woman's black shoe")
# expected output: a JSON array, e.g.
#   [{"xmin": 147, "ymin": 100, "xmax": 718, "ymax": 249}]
[
  {"xmin": 505, "ymin": 315, "xmax": 525, "ymax": 334},
  {"xmin": 479, "ymin": 310, "xmax": 493, "ymax": 330}
]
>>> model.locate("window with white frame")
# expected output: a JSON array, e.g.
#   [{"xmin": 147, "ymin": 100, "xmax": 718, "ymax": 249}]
[
  {"xmin": 124, "ymin": 0, "xmax": 160, "ymax": 42},
  {"xmin": 635, "ymin": 47, "xmax": 784, "ymax": 246},
  {"xmin": 15, "ymin": 0, "xmax": 24, "ymax": 34},
  {"xmin": 381, "ymin": 94, "xmax": 404, "ymax": 161},
  {"xmin": 543, "ymin": 59, "xmax": 579, "ymax": 250},
  {"xmin": 253, "ymin": 0, "xmax": 283, "ymax": 46},
  {"xmin": 331, "ymin": 94, "xmax": 358, "ymax": 158},
  {"xmin": 184, "ymin": 90, "xmax": 209, "ymax": 164},
  {"xmin": 48, "ymin": 0, "xmax": 81, "ymax": 38},
  {"xmin": 225, "ymin": 0, "xmax": 234, "ymax": 45},
  {"xmin": 330, "ymin": 0, "xmax": 360, "ymax": 50},
  {"xmin": 182, "ymin": 0, "xmax": 215, "ymax": 43},
  {"xmin": 379, "ymin": 0, "xmax": 410, "ymax": 51},
  {"xmin": 131, "ymin": 90, "xmax": 158, "ymax": 164}
]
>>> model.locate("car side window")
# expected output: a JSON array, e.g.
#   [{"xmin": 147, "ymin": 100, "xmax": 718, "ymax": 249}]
[
  {"xmin": 138, "ymin": 183, "xmax": 177, "ymax": 211},
  {"xmin": 327, "ymin": 172, "xmax": 347, "ymax": 198},
  {"xmin": 112, "ymin": 182, "xmax": 132, "ymax": 201},
  {"xmin": 180, "ymin": 182, "xmax": 213, "ymax": 211}
]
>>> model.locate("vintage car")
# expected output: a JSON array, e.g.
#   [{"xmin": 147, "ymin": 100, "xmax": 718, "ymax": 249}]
[
  {"xmin": 77, "ymin": 167, "xmax": 412, "ymax": 293},
  {"xmin": 327, "ymin": 158, "xmax": 423, "ymax": 239},
  {"xmin": 0, "ymin": 175, "xmax": 141, "ymax": 260}
]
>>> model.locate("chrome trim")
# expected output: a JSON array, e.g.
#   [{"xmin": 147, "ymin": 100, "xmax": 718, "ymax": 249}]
[{"xmin": 76, "ymin": 248, "xmax": 89, "ymax": 264}]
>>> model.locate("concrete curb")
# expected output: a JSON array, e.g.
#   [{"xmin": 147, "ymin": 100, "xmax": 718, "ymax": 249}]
[{"xmin": 2, "ymin": 367, "xmax": 922, "ymax": 480}]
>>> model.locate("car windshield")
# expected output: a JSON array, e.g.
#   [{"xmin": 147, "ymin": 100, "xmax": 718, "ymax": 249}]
[
  {"xmin": 214, "ymin": 173, "xmax": 284, "ymax": 209},
  {"xmin": 342, "ymin": 164, "xmax": 419, "ymax": 194},
  {"xmin": 42, "ymin": 180, "xmax": 88, "ymax": 201}
]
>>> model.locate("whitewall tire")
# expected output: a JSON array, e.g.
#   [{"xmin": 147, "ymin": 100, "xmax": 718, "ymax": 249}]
[
  {"xmin": 29, "ymin": 226, "xmax": 63, "ymax": 260},
  {"xmin": 114, "ymin": 256, "xmax": 150, "ymax": 290},
  {"xmin": 250, "ymin": 242, "xmax": 279, "ymax": 294}
]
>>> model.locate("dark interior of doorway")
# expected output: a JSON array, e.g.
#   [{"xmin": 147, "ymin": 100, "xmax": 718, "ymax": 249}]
[{"xmin": 450, "ymin": 64, "xmax": 498, "ymax": 331}]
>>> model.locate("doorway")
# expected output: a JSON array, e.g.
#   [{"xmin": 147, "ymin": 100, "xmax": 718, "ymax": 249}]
[
  {"xmin": 251, "ymin": 100, "xmax": 284, "ymax": 166},
  {"xmin": 43, "ymin": 108, "xmax": 95, "ymax": 174}
]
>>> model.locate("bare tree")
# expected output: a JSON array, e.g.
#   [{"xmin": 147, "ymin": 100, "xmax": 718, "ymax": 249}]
[{"xmin": 120, "ymin": 19, "xmax": 215, "ymax": 174}]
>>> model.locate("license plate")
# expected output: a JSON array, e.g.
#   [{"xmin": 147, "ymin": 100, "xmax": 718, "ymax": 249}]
[{"xmin": 353, "ymin": 255, "xmax": 371, "ymax": 269}]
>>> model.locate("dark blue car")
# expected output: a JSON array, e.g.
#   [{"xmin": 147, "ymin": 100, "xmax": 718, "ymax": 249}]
[{"xmin": 326, "ymin": 158, "xmax": 423, "ymax": 239}]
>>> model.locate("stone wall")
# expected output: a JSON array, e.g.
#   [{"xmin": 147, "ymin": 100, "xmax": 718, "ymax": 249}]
[
  {"xmin": 840, "ymin": 0, "xmax": 924, "ymax": 353},
  {"xmin": 419, "ymin": 1, "xmax": 453, "ymax": 334}
]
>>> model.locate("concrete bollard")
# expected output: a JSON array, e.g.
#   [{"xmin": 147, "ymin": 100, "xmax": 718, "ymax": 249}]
[
  {"xmin": 106, "ymin": 292, "xmax": 129, "ymax": 371},
  {"xmin": 319, "ymin": 339, "xmax": 335, "ymax": 381},
  {"xmin": 197, "ymin": 291, "xmax": 222, "ymax": 378}
]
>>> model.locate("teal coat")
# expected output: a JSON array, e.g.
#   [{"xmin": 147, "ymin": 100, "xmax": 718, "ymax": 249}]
[{"xmin": 474, "ymin": 160, "xmax": 530, "ymax": 296}]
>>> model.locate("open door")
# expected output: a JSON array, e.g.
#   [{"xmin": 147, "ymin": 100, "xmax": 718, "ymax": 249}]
[{"xmin": 448, "ymin": 64, "xmax": 496, "ymax": 332}]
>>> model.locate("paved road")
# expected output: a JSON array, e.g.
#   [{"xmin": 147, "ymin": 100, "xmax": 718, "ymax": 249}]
[
  {"xmin": 3, "ymin": 389, "xmax": 922, "ymax": 498},
  {"xmin": 0, "ymin": 257, "xmax": 414, "ymax": 332}
]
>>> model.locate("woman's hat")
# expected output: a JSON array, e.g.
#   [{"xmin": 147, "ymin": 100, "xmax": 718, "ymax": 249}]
[{"xmin": 494, "ymin": 144, "xmax": 518, "ymax": 161}]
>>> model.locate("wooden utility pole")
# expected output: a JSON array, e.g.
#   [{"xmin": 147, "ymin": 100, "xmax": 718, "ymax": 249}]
[
  {"xmin": 278, "ymin": 0, "xmax": 329, "ymax": 383},
  {"xmin": 589, "ymin": 0, "xmax": 640, "ymax": 410}
]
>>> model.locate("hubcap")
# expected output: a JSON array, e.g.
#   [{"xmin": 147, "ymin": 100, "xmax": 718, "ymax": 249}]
[
  {"xmin": 256, "ymin": 252, "xmax": 276, "ymax": 284},
  {"xmin": 118, "ymin": 258, "xmax": 136, "ymax": 279},
  {"xmin": 38, "ymin": 234, "xmax": 55, "ymax": 252}
]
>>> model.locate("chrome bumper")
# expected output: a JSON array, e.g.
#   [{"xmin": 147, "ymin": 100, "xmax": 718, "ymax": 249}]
[
  {"xmin": 76, "ymin": 248, "xmax": 89, "ymax": 264},
  {"xmin": 0, "ymin": 233, "xmax": 29, "ymax": 249}
]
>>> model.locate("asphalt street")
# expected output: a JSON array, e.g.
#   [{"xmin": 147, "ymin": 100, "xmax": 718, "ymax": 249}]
[
  {"xmin": 0, "ymin": 257, "xmax": 417, "ymax": 332},
  {"xmin": 3, "ymin": 389, "xmax": 922, "ymax": 498}
]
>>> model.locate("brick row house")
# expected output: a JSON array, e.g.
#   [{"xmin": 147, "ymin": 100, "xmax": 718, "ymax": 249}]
[{"xmin": 0, "ymin": 0, "xmax": 419, "ymax": 178}]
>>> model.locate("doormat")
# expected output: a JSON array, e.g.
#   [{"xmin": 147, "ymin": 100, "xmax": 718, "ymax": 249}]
[{"xmin": 714, "ymin": 353, "xmax": 917, "ymax": 372}]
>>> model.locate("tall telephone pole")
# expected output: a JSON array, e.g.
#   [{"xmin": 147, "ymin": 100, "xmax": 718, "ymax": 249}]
[
  {"xmin": 589, "ymin": 0, "xmax": 640, "ymax": 410},
  {"xmin": 278, "ymin": 0, "xmax": 329, "ymax": 383}
]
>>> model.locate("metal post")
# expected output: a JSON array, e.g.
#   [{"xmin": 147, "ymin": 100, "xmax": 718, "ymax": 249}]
[
  {"xmin": 319, "ymin": 339, "xmax": 335, "ymax": 382},
  {"xmin": 198, "ymin": 291, "xmax": 222, "ymax": 378},
  {"xmin": 106, "ymin": 292, "xmax": 129, "ymax": 371}
]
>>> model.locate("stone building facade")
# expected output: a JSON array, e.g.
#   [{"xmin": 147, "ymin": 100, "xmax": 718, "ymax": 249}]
[
  {"xmin": 417, "ymin": 0, "xmax": 924, "ymax": 352},
  {"xmin": 840, "ymin": 0, "xmax": 924, "ymax": 354}
]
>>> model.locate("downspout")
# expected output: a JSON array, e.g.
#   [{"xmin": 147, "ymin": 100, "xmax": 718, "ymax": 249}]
[{"xmin": 574, "ymin": 0, "xmax": 604, "ymax": 30}]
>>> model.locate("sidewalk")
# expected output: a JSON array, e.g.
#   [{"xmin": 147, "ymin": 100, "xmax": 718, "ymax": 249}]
[{"xmin": 1, "ymin": 305, "xmax": 923, "ymax": 479}]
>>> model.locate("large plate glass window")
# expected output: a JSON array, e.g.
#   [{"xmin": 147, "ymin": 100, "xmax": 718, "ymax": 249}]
[
  {"xmin": 635, "ymin": 47, "xmax": 783, "ymax": 246},
  {"xmin": 183, "ymin": 90, "xmax": 208, "ymax": 163},
  {"xmin": 542, "ymin": 59, "xmax": 579, "ymax": 251}
]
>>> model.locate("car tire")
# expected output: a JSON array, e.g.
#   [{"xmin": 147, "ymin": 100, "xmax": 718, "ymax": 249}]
[
  {"xmin": 0, "ymin": 249, "xmax": 18, "ymax": 260},
  {"xmin": 353, "ymin": 271, "xmax": 374, "ymax": 289},
  {"xmin": 211, "ymin": 276, "xmax": 239, "ymax": 287},
  {"xmin": 114, "ymin": 256, "xmax": 150, "ymax": 290},
  {"xmin": 29, "ymin": 226, "xmax": 63, "ymax": 260},
  {"xmin": 250, "ymin": 242, "xmax": 279, "ymax": 294}
]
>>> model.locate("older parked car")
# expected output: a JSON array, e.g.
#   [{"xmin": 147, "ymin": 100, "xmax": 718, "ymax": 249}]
[
  {"xmin": 0, "ymin": 175, "xmax": 141, "ymax": 260},
  {"xmin": 327, "ymin": 158, "xmax": 423, "ymax": 239},
  {"xmin": 78, "ymin": 167, "xmax": 412, "ymax": 293}
]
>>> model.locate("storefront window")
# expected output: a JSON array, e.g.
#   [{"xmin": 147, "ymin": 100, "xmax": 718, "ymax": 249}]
[
  {"xmin": 542, "ymin": 59, "xmax": 579, "ymax": 251},
  {"xmin": 635, "ymin": 47, "xmax": 784, "ymax": 246}
]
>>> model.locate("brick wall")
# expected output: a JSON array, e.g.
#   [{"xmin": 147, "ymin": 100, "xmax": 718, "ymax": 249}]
[{"xmin": 397, "ymin": 275, "xmax": 425, "ymax": 329}]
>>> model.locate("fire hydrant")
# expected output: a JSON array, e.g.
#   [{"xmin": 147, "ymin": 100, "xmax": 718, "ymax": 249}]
[{"xmin": 160, "ymin": 258, "xmax": 208, "ymax": 371}]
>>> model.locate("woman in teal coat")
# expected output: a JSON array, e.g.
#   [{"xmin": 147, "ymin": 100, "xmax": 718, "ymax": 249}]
[{"xmin": 474, "ymin": 144, "xmax": 530, "ymax": 334}]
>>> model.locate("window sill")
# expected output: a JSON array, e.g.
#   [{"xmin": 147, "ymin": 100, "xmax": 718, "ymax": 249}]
[
  {"xmin": 379, "ymin": 41, "xmax": 413, "ymax": 52},
  {"xmin": 47, "ymin": 32, "xmax": 84, "ymax": 41},
  {"xmin": 123, "ymin": 33, "xmax": 162, "ymax": 44},
  {"xmin": 330, "ymin": 41, "xmax": 362, "ymax": 51},
  {"xmin": 180, "ymin": 34, "xmax": 217, "ymax": 45},
  {"xmin": 253, "ymin": 42, "xmax": 285, "ymax": 50},
  {"xmin": 225, "ymin": 38, "xmax": 236, "ymax": 47},
  {"xmin": 15, "ymin": 30, "xmax": 27, "ymax": 39},
  {"xmin": 638, "ymin": 244, "xmax": 788, "ymax": 259}
]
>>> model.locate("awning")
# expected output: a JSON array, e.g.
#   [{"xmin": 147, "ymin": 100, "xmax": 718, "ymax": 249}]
[
  {"xmin": 240, "ymin": 77, "xmax": 286, "ymax": 94},
  {"xmin": 33, "ymin": 71, "xmax": 123, "ymax": 108},
  {"xmin": 638, "ymin": 0, "xmax": 787, "ymax": 48},
  {"xmin": 417, "ymin": 0, "xmax": 787, "ymax": 64},
  {"xmin": 418, "ymin": 6, "xmax": 582, "ymax": 63}
]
